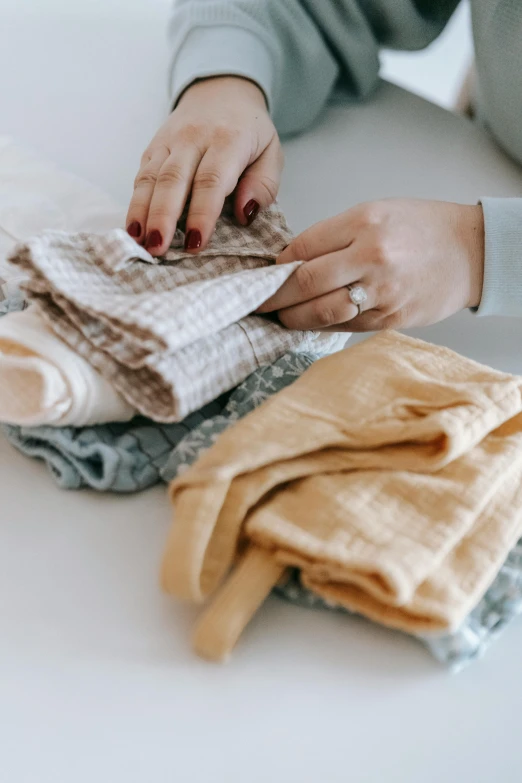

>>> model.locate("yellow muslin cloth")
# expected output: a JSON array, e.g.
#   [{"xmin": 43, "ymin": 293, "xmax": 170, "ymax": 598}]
[{"xmin": 161, "ymin": 332, "xmax": 522, "ymax": 661}]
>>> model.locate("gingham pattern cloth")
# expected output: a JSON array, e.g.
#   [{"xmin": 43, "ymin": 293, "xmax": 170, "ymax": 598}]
[{"xmin": 7, "ymin": 204, "xmax": 342, "ymax": 422}]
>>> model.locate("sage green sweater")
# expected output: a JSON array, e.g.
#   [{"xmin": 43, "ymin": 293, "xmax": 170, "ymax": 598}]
[{"xmin": 168, "ymin": 1, "xmax": 522, "ymax": 317}]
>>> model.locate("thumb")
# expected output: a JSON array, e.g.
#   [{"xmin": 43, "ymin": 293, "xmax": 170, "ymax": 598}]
[{"xmin": 234, "ymin": 138, "xmax": 284, "ymax": 225}]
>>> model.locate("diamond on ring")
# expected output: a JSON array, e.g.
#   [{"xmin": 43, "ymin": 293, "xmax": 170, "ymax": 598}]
[{"xmin": 348, "ymin": 285, "xmax": 368, "ymax": 307}]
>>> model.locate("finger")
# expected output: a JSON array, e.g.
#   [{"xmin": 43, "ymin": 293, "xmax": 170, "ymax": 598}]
[
  {"xmin": 184, "ymin": 146, "xmax": 248, "ymax": 252},
  {"xmin": 143, "ymin": 145, "xmax": 204, "ymax": 256},
  {"xmin": 126, "ymin": 150, "xmax": 169, "ymax": 244},
  {"xmin": 258, "ymin": 248, "xmax": 366, "ymax": 313},
  {"xmin": 337, "ymin": 310, "xmax": 384, "ymax": 333},
  {"xmin": 279, "ymin": 289, "xmax": 358, "ymax": 331},
  {"xmin": 233, "ymin": 138, "xmax": 283, "ymax": 226},
  {"xmin": 342, "ymin": 307, "xmax": 408, "ymax": 333},
  {"xmin": 277, "ymin": 211, "xmax": 355, "ymax": 265},
  {"xmin": 318, "ymin": 312, "xmax": 382, "ymax": 333},
  {"xmin": 278, "ymin": 285, "xmax": 376, "ymax": 331}
]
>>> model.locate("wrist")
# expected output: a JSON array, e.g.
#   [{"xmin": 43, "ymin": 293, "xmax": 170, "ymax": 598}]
[
  {"xmin": 461, "ymin": 204, "xmax": 485, "ymax": 310},
  {"xmin": 178, "ymin": 76, "xmax": 268, "ymax": 110}
]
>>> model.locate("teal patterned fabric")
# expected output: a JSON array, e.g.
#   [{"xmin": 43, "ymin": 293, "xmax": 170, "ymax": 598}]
[
  {"xmin": 2, "ymin": 353, "xmax": 316, "ymax": 492},
  {"xmin": 423, "ymin": 538, "xmax": 522, "ymax": 669},
  {"xmin": 161, "ymin": 351, "xmax": 317, "ymax": 481},
  {"xmin": 276, "ymin": 552, "xmax": 522, "ymax": 672},
  {"xmin": 0, "ymin": 290, "xmax": 317, "ymax": 492},
  {"xmin": 0, "ymin": 276, "xmax": 27, "ymax": 315},
  {"xmin": 3, "ymin": 405, "xmax": 225, "ymax": 492}
]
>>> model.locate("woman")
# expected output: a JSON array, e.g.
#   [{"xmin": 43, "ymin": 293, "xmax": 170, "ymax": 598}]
[{"xmin": 126, "ymin": 0, "xmax": 522, "ymax": 332}]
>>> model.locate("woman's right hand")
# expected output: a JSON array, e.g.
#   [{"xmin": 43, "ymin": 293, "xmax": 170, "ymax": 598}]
[{"xmin": 126, "ymin": 76, "xmax": 282, "ymax": 256}]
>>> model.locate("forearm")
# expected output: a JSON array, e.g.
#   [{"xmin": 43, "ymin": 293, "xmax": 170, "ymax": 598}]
[
  {"xmin": 169, "ymin": 0, "xmax": 339, "ymax": 136},
  {"xmin": 168, "ymin": 0, "xmax": 459, "ymax": 136}
]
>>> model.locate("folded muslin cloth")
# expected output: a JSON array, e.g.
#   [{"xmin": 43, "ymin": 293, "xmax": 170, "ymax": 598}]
[
  {"xmin": 0, "ymin": 307, "xmax": 135, "ymax": 426},
  {"xmin": 7, "ymin": 205, "xmax": 344, "ymax": 422},
  {"xmin": 161, "ymin": 331, "xmax": 522, "ymax": 661},
  {"xmin": 163, "ymin": 351, "xmax": 522, "ymax": 669},
  {"xmin": 4, "ymin": 351, "xmax": 316, "ymax": 492},
  {"xmin": 278, "ymin": 552, "xmax": 522, "ymax": 671},
  {"xmin": 2, "ymin": 287, "xmax": 521, "ymax": 667},
  {"xmin": 0, "ymin": 137, "xmax": 128, "ymax": 426}
]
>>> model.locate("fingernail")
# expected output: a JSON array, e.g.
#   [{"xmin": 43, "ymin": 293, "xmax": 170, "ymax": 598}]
[
  {"xmin": 184, "ymin": 229, "xmax": 202, "ymax": 251},
  {"xmin": 145, "ymin": 230, "xmax": 162, "ymax": 250},
  {"xmin": 127, "ymin": 221, "xmax": 141, "ymax": 239},
  {"xmin": 244, "ymin": 199, "xmax": 260, "ymax": 225}
]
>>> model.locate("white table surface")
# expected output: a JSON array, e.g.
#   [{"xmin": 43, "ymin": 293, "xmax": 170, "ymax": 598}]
[{"xmin": 2, "ymin": 3, "xmax": 522, "ymax": 783}]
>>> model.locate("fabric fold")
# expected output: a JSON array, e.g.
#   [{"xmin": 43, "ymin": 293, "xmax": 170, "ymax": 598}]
[
  {"xmin": 2, "ymin": 399, "xmax": 226, "ymax": 492},
  {"xmin": 192, "ymin": 545, "xmax": 286, "ymax": 662},
  {"xmin": 0, "ymin": 307, "xmax": 135, "ymax": 427},
  {"xmin": 162, "ymin": 331, "xmax": 522, "ymax": 660},
  {"xmin": 2, "ymin": 332, "xmax": 318, "ymax": 491},
  {"xmin": 7, "ymin": 204, "xmax": 345, "ymax": 422}
]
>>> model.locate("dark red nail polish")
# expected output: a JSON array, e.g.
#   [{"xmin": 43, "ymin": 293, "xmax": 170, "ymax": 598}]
[
  {"xmin": 145, "ymin": 230, "xmax": 162, "ymax": 250},
  {"xmin": 127, "ymin": 221, "xmax": 141, "ymax": 239},
  {"xmin": 184, "ymin": 229, "xmax": 202, "ymax": 251},
  {"xmin": 244, "ymin": 199, "xmax": 260, "ymax": 225}
]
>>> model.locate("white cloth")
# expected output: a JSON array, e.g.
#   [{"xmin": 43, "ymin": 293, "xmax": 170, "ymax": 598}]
[
  {"xmin": 0, "ymin": 308, "xmax": 135, "ymax": 427},
  {"xmin": 0, "ymin": 135, "xmax": 125, "ymax": 281},
  {"xmin": 0, "ymin": 138, "xmax": 135, "ymax": 426}
]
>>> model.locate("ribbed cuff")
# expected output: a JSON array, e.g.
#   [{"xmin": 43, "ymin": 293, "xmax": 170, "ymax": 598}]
[
  {"xmin": 475, "ymin": 197, "xmax": 522, "ymax": 317},
  {"xmin": 169, "ymin": 25, "xmax": 275, "ymax": 111}
]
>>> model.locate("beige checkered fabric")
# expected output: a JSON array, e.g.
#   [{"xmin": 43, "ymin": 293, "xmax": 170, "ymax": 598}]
[{"xmin": 8, "ymin": 204, "xmax": 342, "ymax": 422}]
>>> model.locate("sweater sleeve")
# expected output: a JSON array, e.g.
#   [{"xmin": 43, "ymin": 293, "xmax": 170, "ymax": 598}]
[
  {"xmin": 168, "ymin": 0, "xmax": 460, "ymax": 136},
  {"xmin": 475, "ymin": 198, "xmax": 522, "ymax": 317}
]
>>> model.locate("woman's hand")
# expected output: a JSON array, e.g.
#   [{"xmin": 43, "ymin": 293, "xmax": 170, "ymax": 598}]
[
  {"xmin": 126, "ymin": 76, "xmax": 282, "ymax": 255},
  {"xmin": 259, "ymin": 199, "xmax": 485, "ymax": 331}
]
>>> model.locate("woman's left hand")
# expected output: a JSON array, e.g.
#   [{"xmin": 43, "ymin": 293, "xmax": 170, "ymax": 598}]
[{"xmin": 258, "ymin": 199, "xmax": 485, "ymax": 331}]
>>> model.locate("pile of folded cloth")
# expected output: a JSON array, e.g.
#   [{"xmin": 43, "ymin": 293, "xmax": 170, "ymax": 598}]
[
  {"xmin": 0, "ymin": 203, "xmax": 342, "ymax": 427},
  {"xmin": 2, "ymin": 199, "xmax": 522, "ymax": 671},
  {"xmin": 160, "ymin": 331, "xmax": 522, "ymax": 669}
]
